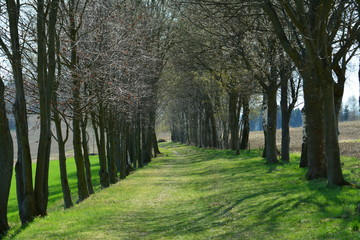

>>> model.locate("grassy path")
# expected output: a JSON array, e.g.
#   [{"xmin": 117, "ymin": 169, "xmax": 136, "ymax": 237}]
[{"xmin": 9, "ymin": 142, "xmax": 360, "ymax": 239}]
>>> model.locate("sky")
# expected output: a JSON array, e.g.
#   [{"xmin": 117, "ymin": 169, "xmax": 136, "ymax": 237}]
[{"xmin": 343, "ymin": 58, "xmax": 359, "ymax": 104}]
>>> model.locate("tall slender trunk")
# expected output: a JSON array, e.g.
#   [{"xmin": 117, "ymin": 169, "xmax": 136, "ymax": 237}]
[
  {"xmin": 222, "ymin": 120, "xmax": 229, "ymax": 149},
  {"xmin": 262, "ymin": 91, "xmax": 268, "ymax": 158},
  {"xmin": 240, "ymin": 96, "xmax": 250, "ymax": 150},
  {"xmin": 6, "ymin": 0, "xmax": 37, "ymax": 224},
  {"xmin": 199, "ymin": 111, "xmax": 203, "ymax": 148},
  {"xmin": 53, "ymin": 112, "xmax": 73, "ymax": 209},
  {"xmin": 53, "ymin": 30, "xmax": 73, "ymax": 209},
  {"xmin": 300, "ymin": 107, "xmax": 308, "ymax": 168},
  {"xmin": 153, "ymin": 132, "xmax": 161, "ymax": 157},
  {"xmin": 136, "ymin": 113, "xmax": 143, "ymax": 168},
  {"xmin": 91, "ymin": 108, "xmax": 110, "ymax": 188},
  {"xmin": 281, "ymin": 78, "xmax": 290, "ymax": 162},
  {"xmin": 107, "ymin": 115, "xmax": 118, "ymax": 184},
  {"xmin": 34, "ymin": 0, "xmax": 60, "ymax": 216},
  {"xmin": 120, "ymin": 118, "xmax": 127, "ymax": 179},
  {"xmin": 228, "ymin": 90, "xmax": 239, "ymax": 152},
  {"xmin": 81, "ymin": 116, "xmax": 94, "ymax": 194},
  {"xmin": 69, "ymin": 0, "xmax": 89, "ymax": 201},
  {"xmin": 128, "ymin": 127, "xmax": 136, "ymax": 169},
  {"xmin": 323, "ymin": 81, "xmax": 347, "ymax": 186},
  {"xmin": 0, "ymin": 79, "xmax": 13, "ymax": 235},
  {"xmin": 266, "ymin": 89, "xmax": 278, "ymax": 163}
]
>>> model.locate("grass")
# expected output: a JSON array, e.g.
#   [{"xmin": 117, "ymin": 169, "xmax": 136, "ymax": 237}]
[
  {"xmin": 4, "ymin": 142, "xmax": 360, "ymax": 239},
  {"xmin": 5, "ymin": 155, "xmax": 101, "ymax": 239}
]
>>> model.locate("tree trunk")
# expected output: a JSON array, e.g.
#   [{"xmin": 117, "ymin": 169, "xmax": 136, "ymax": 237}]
[
  {"xmin": 53, "ymin": 114, "xmax": 73, "ymax": 209},
  {"xmin": 302, "ymin": 72, "xmax": 327, "ymax": 179},
  {"xmin": 222, "ymin": 120, "xmax": 229, "ymax": 149},
  {"xmin": 299, "ymin": 107, "xmax": 308, "ymax": 168},
  {"xmin": 81, "ymin": 116, "xmax": 94, "ymax": 194},
  {"xmin": 262, "ymin": 91, "xmax": 268, "ymax": 158},
  {"xmin": 228, "ymin": 90, "xmax": 239, "ymax": 151},
  {"xmin": 6, "ymin": 0, "xmax": 37, "ymax": 224},
  {"xmin": 323, "ymin": 81, "xmax": 346, "ymax": 186},
  {"xmin": 120, "ymin": 119, "xmax": 127, "ymax": 180},
  {"xmin": 128, "ymin": 127, "xmax": 136, "ymax": 169},
  {"xmin": 135, "ymin": 113, "xmax": 143, "ymax": 168},
  {"xmin": 0, "ymin": 79, "xmax": 14, "ymax": 235},
  {"xmin": 152, "ymin": 132, "xmax": 161, "ymax": 157},
  {"xmin": 281, "ymin": 78, "xmax": 290, "ymax": 162},
  {"xmin": 91, "ymin": 110, "xmax": 110, "ymax": 188},
  {"xmin": 240, "ymin": 96, "xmax": 250, "ymax": 150},
  {"xmin": 266, "ymin": 89, "xmax": 278, "ymax": 163},
  {"xmin": 70, "ymin": 0, "xmax": 89, "ymax": 201},
  {"xmin": 107, "ymin": 117, "xmax": 118, "ymax": 184},
  {"xmin": 333, "ymin": 70, "xmax": 345, "ymax": 133},
  {"xmin": 53, "ymin": 28, "xmax": 73, "ymax": 209}
]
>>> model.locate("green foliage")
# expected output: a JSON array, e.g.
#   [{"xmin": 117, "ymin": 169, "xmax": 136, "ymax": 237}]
[{"xmin": 5, "ymin": 143, "xmax": 360, "ymax": 239}]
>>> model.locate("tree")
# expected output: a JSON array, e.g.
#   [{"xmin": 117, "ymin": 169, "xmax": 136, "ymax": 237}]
[
  {"xmin": 261, "ymin": 0, "xmax": 359, "ymax": 185},
  {"xmin": 280, "ymin": 61, "xmax": 301, "ymax": 162},
  {"xmin": 62, "ymin": 0, "xmax": 90, "ymax": 201},
  {"xmin": 2, "ymin": 0, "xmax": 38, "ymax": 224},
  {"xmin": 34, "ymin": 0, "xmax": 60, "ymax": 216},
  {"xmin": 0, "ymin": 78, "xmax": 13, "ymax": 235}
]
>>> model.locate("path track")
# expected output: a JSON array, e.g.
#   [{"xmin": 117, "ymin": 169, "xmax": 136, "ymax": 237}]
[{"xmin": 11, "ymin": 142, "xmax": 360, "ymax": 240}]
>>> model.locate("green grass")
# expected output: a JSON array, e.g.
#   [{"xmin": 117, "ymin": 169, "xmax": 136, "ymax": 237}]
[
  {"xmin": 6, "ymin": 155, "xmax": 101, "ymax": 238},
  {"xmin": 4, "ymin": 142, "xmax": 360, "ymax": 239}
]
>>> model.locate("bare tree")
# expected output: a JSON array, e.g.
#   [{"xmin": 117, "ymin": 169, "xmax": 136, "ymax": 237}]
[{"xmin": 0, "ymin": 77, "xmax": 13, "ymax": 235}]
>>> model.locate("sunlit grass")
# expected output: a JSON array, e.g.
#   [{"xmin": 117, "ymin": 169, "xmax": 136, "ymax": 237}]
[
  {"xmin": 5, "ymin": 156, "xmax": 101, "ymax": 239},
  {"xmin": 4, "ymin": 142, "xmax": 360, "ymax": 239}
]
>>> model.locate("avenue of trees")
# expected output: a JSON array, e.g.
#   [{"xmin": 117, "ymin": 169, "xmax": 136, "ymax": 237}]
[
  {"xmin": 1, "ymin": 0, "xmax": 360, "ymax": 236},
  {"xmin": 0, "ymin": 0, "xmax": 172, "ymax": 234},
  {"xmin": 160, "ymin": 0, "xmax": 360, "ymax": 206}
]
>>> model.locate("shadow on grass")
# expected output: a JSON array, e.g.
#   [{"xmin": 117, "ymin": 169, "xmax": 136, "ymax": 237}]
[
  {"xmin": 7, "ymin": 142, "xmax": 360, "ymax": 239},
  {"xmin": 153, "ymin": 142, "xmax": 360, "ymax": 239},
  {"xmin": 5, "ymin": 156, "xmax": 102, "ymax": 240}
]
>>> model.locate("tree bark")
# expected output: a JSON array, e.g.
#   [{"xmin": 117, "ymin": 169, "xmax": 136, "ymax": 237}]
[
  {"xmin": 135, "ymin": 113, "xmax": 143, "ymax": 168},
  {"xmin": 262, "ymin": 91, "xmax": 268, "ymax": 158},
  {"xmin": 280, "ymin": 77, "xmax": 290, "ymax": 162},
  {"xmin": 299, "ymin": 107, "xmax": 308, "ymax": 168},
  {"xmin": 240, "ymin": 96, "xmax": 250, "ymax": 150},
  {"xmin": 323, "ymin": 81, "xmax": 347, "ymax": 186},
  {"xmin": 81, "ymin": 116, "xmax": 94, "ymax": 194},
  {"xmin": 5, "ymin": 0, "xmax": 38, "ymax": 224},
  {"xmin": 91, "ymin": 110, "xmax": 110, "ymax": 188},
  {"xmin": 69, "ymin": 0, "xmax": 89, "ymax": 201},
  {"xmin": 53, "ymin": 111, "xmax": 73, "ymax": 209},
  {"xmin": 265, "ymin": 88, "xmax": 278, "ymax": 163},
  {"xmin": 120, "ymin": 119, "xmax": 127, "ymax": 179},
  {"xmin": 228, "ymin": 90, "xmax": 240, "ymax": 153},
  {"xmin": 302, "ymin": 72, "xmax": 327, "ymax": 179},
  {"xmin": 107, "ymin": 115, "xmax": 118, "ymax": 184},
  {"xmin": 152, "ymin": 132, "xmax": 161, "ymax": 157},
  {"xmin": 0, "ymin": 79, "xmax": 13, "ymax": 235}
]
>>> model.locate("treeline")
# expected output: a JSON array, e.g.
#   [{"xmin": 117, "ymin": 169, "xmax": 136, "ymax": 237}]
[
  {"xmin": 250, "ymin": 107, "xmax": 303, "ymax": 131},
  {"xmin": 160, "ymin": 0, "xmax": 360, "ymax": 195},
  {"xmin": 0, "ymin": 0, "xmax": 172, "ymax": 236}
]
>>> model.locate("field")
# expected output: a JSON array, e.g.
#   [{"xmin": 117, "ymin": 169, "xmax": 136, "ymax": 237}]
[
  {"xmin": 4, "ymin": 142, "xmax": 360, "ymax": 239},
  {"xmin": 14, "ymin": 117, "xmax": 360, "ymax": 161},
  {"xmin": 11, "ymin": 115, "xmax": 97, "ymax": 161},
  {"xmin": 248, "ymin": 120, "xmax": 360, "ymax": 159}
]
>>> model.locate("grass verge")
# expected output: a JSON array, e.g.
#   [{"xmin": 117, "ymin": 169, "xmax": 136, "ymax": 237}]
[
  {"xmin": 5, "ymin": 156, "xmax": 101, "ymax": 239},
  {"xmin": 4, "ymin": 142, "xmax": 360, "ymax": 239}
]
